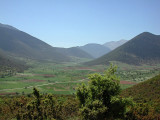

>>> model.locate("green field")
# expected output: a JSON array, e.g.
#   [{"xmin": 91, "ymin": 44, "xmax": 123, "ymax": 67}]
[{"xmin": 0, "ymin": 60, "xmax": 160, "ymax": 95}]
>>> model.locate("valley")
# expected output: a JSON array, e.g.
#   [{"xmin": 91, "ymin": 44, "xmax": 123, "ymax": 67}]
[
  {"xmin": 0, "ymin": 23, "xmax": 160, "ymax": 119},
  {"xmin": 1, "ymin": 0, "xmax": 160, "ymax": 119},
  {"xmin": 1, "ymin": 59, "xmax": 160, "ymax": 96}
]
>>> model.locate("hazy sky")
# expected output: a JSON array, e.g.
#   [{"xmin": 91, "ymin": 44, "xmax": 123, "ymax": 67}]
[{"xmin": 0, "ymin": 0, "xmax": 160, "ymax": 48}]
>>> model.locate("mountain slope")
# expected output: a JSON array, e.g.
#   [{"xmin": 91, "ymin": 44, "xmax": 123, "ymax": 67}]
[
  {"xmin": 121, "ymin": 74, "xmax": 160, "ymax": 103},
  {"xmin": 103, "ymin": 39, "xmax": 128, "ymax": 50},
  {"xmin": 86, "ymin": 32, "xmax": 160, "ymax": 65},
  {"xmin": 0, "ymin": 23, "xmax": 70, "ymax": 62},
  {"xmin": 121, "ymin": 74, "xmax": 160, "ymax": 119},
  {"xmin": 56, "ymin": 47, "xmax": 93, "ymax": 59},
  {"xmin": 0, "ymin": 23, "xmax": 18, "ymax": 30},
  {"xmin": 79, "ymin": 43, "xmax": 111, "ymax": 58},
  {"xmin": 0, "ymin": 50, "xmax": 28, "ymax": 72}
]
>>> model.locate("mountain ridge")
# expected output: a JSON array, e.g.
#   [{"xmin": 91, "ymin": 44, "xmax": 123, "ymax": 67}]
[
  {"xmin": 85, "ymin": 32, "xmax": 160, "ymax": 65},
  {"xmin": 0, "ymin": 23, "xmax": 19, "ymax": 31},
  {"xmin": 55, "ymin": 47, "xmax": 93, "ymax": 59},
  {"xmin": 0, "ymin": 23, "xmax": 92, "ymax": 62},
  {"xmin": 103, "ymin": 39, "xmax": 128, "ymax": 50},
  {"xmin": 79, "ymin": 43, "xmax": 111, "ymax": 58}
]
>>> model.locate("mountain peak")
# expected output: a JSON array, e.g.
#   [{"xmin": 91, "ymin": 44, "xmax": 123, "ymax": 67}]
[
  {"xmin": 79, "ymin": 43, "xmax": 110, "ymax": 58},
  {"xmin": 103, "ymin": 39, "xmax": 128, "ymax": 50},
  {"xmin": 137, "ymin": 32, "xmax": 155, "ymax": 37}
]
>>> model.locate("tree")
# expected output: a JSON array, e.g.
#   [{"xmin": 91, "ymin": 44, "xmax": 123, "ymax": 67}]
[
  {"xmin": 76, "ymin": 64, "xmax": 133, "ymax": 120},
  {"xmin": 17, "ymin": 88, "xmax": 58, "ymax": 120}
]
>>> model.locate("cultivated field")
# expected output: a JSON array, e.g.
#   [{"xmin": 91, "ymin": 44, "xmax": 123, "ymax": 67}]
[{"xmin": 0, "ymin": 60, "xmax": 160, "ymax": 95}]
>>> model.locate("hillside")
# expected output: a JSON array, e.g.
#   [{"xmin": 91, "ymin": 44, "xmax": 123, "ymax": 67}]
[
  {"xmin": 121, "ymin": 74, "xmax": 160, "ymax": 103},
  {"xmin": 103, "ymin": 39, "xmax": 128, "ymax": 50},
  {"xmin": 86, "ymin": 32, "xmax": 160, "ymax": 65},
  {"xmin": 0, "ymin": 50, "xmax": 28, "ymax": 72},
  {"xmin": 121, "ymin": 74, "xmax": 160, "ymax": 119},
  {"xmin": 79, "ymin": 43, "xmax": 111, "ymax": 58},
  {"xmin": 56, "ymin": 47, "xmax": 93, "ymax": 59},
  {"xmin": 0, "ymin": 23, "xmax": 71, "ymax": 62}
]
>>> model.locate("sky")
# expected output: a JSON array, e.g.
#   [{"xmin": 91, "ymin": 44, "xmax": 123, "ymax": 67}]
[{"xmin": 0, "ymin": 0, "xmax": 160, "ymax": 48}]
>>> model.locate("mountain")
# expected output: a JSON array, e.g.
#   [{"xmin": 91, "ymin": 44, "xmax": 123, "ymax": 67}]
[
  {"xmin": 0, "ymin": 49, "xmax": 28, "ymax": 72},
  {"xmin": 79, "ymin": 43, "xmax": 111, "ymax": 58},
  {"xmin": 79, "ymin": 40, "xmax": 128, "ymax": 59},
  {"xmin": 103, "ymin": 39, "xmax": 128, "ymax": 50},
  {"xmin": 0, "ymin": 23, "xmax": 72, "ymax": 62},
  {"xmin": 0, "ymin": 23, "xmax": 18, "ymax": 30},
  {"xmin": 86, "ymin": 32, "xmax": 160, "ymax": 65},
  {"xmin": 55, "ymin": 47, "xmax": 93, "ymax": 59}
]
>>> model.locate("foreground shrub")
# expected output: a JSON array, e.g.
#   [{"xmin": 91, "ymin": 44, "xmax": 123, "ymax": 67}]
[
  {"xmin": 76, "ymin": 64, "xmax": 133, "ymax": 120},
  {"xmin": 16, "ymin": 88, "xmax": 79, "ymax": 120}
]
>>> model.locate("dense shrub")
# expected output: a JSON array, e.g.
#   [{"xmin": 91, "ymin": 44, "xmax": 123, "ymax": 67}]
[{"xmin": 76, "ymin": 64, "xmax": 133, "ymax": 120}]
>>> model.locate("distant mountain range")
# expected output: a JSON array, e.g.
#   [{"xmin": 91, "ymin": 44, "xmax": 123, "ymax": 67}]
[
  {"xmin": 1, "ymin": 23, "xmax": 160, "ymax": 67},
  {"xmin": 0, "ymin": 23, "xmax": 129, "ymax": 63},
  {"xmin": 0, "ymin": 23, "xmax": 93, "ymax": 63},
  {"xmin": 103, "ymin": 39, "xmax": 128, "ymax": 50},
  {"xmin": 79, "ymin": 43, "xmax": 111, "ymax": 58},
  {"xmin": 78, "ymin": 40, "xmax": 128, "ymax": 58},
  {"xmin": 86, "ymin": 32, "xmax": 160, "ymax": 65},
  {"xmin": 55, "ymin": 47, "xmax": 93, "ymax": 59}
]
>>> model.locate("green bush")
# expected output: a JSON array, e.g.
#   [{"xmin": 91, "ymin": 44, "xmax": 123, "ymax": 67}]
[{"xmin": 76, "ymin": 64, "xmax": 133, "ymax": 120}]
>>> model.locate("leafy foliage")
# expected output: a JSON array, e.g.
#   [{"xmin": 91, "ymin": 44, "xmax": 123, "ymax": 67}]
[
  {"xmin": 76, "ymin": 64, "xmax": 133, "ymax": 120},
  {"xmin": 0, "ymin": 89, "xmax": 79, "ymax": 120}
]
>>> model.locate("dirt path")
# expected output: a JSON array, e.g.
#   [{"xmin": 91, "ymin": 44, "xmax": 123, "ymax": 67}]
[{"xmin": 0, "ymin": 79, "xmax": 87, "ymax": 92}]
